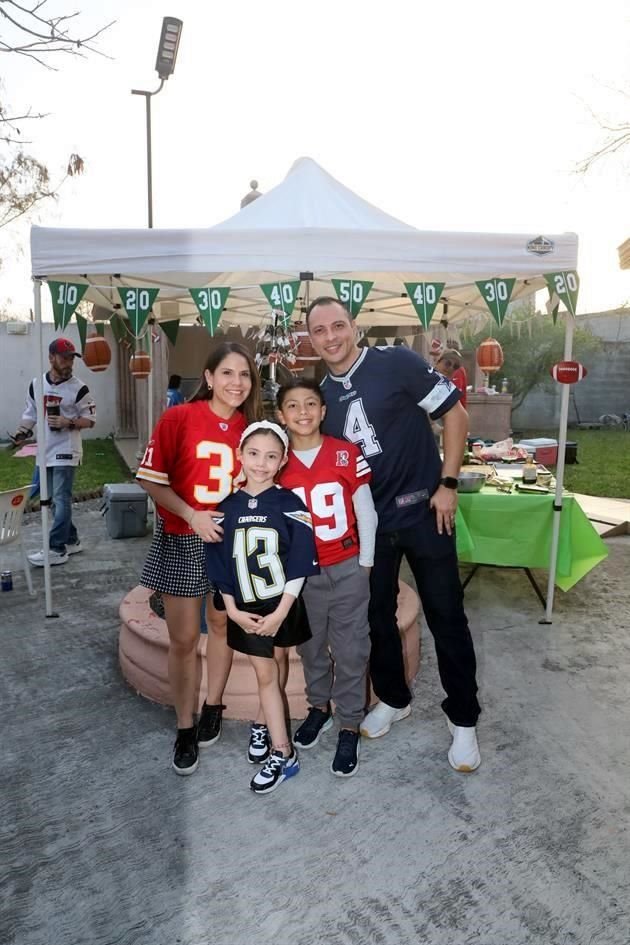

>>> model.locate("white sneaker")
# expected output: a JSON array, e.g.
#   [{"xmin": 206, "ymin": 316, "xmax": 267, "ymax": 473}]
[
  {"xmin": 360, "ymin": 701, "xmax": 411, "ymax": 738},
  {"xmin": 27, "ymin": 549, "xmax": 69, "ymax": 567},
  {"xmin": 447, "ymin": 719, "xmax": 480, "ymax": 772},
  {"xmin": 65, "ymin": 542, "xmax": 83, "ymax": 555}
]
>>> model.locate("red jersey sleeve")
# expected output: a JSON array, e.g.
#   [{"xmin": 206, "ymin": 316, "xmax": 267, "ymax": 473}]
[{"xmin": 136, "ymin": 408, "xmax": 180, "ymax": 486}]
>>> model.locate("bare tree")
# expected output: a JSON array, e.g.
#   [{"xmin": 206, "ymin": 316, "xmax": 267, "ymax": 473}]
[
  {"xmin": 576, "ymin": 87, "xmax": 630, "ymax": 174},
  {"xmin": 0, "ymin": 2, "xmax": 113, "ymax": 229}
]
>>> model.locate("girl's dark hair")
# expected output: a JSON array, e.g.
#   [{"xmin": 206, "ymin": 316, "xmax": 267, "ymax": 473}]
[
  {"xmin": 189, "ymin": 342, "xmax": 263, "ymax": 423},
  {"xmin": 276, "ymin": 376, "xmax": 325, "ymax": 410},
  {"xmin": 168, "ymin": 374, "xmax": 181, "ymax": 389}
]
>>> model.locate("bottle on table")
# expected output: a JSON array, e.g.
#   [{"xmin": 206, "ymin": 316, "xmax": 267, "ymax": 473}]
[
  {"xmin": 501, "ymin": 377, "xmax": 509, "ymax": 394},
  {"xmin": 522, "ymin": 453, "xmax": 537, "ymax": 484}
]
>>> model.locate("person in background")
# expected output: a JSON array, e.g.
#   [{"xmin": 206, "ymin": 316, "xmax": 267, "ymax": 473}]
[
  {"xmin": 435, "ymin": 348, "xmax": 468, "ymax": 409},
  {"xmin": 136, "ymin": 343, "xmax": 262, "ymax": 777},
  {"xmin": 166, "ymin": 374, "xmax": 185, "ymax": 409},
  {"xmin": 306, "ymin": 298, "xmax": 481, "ymax": 773},
  {"xmin": 11, "ymin": 337, "xmax": 96, "ymax": 566}
]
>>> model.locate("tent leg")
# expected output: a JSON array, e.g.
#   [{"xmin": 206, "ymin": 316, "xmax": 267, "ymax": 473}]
[
  {"xmin": 541, "ymin": 313, "xmax": 575, "ymax": 624},
  {"xmin": 34, "ymin": 279, "xmax": 58, "ymax": 618}
]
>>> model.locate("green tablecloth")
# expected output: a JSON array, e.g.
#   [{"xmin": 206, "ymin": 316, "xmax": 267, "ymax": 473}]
[{"xmin": 455, "ymin": 489, "xmax": 608, "ymax": 591}]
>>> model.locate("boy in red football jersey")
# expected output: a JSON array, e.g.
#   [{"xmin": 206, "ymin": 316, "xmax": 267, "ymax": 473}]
[{"xmin": 277, "ymin": 378, "xmax": 377, "ymax": 777}]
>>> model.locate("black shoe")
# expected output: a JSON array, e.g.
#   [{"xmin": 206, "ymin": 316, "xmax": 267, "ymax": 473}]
[
  {"xmin": 247, "ymin": 723, "xmax": 271, "ymax": 764},
  {"xmin": 198, "ymin": 703, "xmax": 225, "ymax": 747},
  {"xmin": 250, "ymin": 749, "xmax": 300, "ymax": 794},
  {"xmin": 149, "ymin": 591, "xmax": 165, "ymax": 619},
  {"xmin": 331, "ymin": 729, "xmax": 361, "ymax": 778},
  {"xmin": 172, "ymin": 726, "xmax": 198, "ymax": 776},
  {"xmin": 292, "ymin": 704, "xmax": 333, "ymax": 749}
]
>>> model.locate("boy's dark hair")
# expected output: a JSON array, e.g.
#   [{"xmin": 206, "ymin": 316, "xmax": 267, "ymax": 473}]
[
  {"xmin": 168, "ymin": 374, "xmax": 182, "ymax": 389},
  {"xmin": 305, "ymin": 296, "xmax": 352, "ymax": 327},
  {"xmin": 276, "ymin": 376, "xmax": 325, "ymax": 410}
]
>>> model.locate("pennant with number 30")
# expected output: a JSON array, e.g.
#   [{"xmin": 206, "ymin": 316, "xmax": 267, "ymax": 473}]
[
  {"xmin": 189, "ymin": 287, "xmax": 230, "ymax": 336},
  {"xmin": 475, "ymin": 278, "xmax": 515, "ymax": 327}
]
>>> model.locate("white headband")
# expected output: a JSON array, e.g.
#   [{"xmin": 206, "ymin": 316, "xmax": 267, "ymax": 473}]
[{"xmin": 239, "ymin": 420, "xmax": 289, "ymax": 456}]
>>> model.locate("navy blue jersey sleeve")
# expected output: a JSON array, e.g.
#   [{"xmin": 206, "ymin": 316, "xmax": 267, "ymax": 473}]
[
  {"xmin": 280, "ymin": 492, "xmax": 319, "ymax": 581},
  {"xmin": 204, "ymin": 502, "xmax": 235, "ymax": 595},
  {"xmin": 394, "ymin": 346, "xmax": 461, "ymax": 420}
]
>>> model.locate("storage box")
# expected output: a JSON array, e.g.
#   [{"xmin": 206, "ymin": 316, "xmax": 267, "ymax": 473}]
[
  {"xmin": 517, "ymin": 438, "xmax": 558, "ymax": 466},
  {"xmin": 102, "ymin": 483, "xmax": 148, "ymax": 539}
]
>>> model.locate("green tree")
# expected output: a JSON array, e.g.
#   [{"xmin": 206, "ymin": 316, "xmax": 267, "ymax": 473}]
[{"xmin": 468, "ymin": 308, "xmax": 600, "ymax": 411}]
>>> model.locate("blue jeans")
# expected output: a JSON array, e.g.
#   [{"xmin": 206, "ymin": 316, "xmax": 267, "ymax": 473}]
[
  {"xmin": 368, "ymin": 504, "xmax": 480, "ymax": 726},
  {"xmin": 47, "ymin": 466, "xmax": 78, "ymax": 553}
]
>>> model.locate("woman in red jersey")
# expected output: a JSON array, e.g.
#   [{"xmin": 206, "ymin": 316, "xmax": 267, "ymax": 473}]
[{"xmin": 137, "ymin": 342, "xmax": 262, "ymax": 776}]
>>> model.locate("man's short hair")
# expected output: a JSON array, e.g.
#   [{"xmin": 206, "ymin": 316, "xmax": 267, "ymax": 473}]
[{"xmin": 305, "ymin": 296, "xmax": 352, "ymax": 327}]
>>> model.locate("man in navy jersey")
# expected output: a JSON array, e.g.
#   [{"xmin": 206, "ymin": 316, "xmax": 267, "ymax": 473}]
[{"xmin": 307, "ymin": 297, "xmax": 481, "ymax": 772}]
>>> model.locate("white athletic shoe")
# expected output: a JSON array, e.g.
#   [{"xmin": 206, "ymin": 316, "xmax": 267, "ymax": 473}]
[
  {"xmin": 65, "ymin": 542, "xmax": 83, "ymax": 555},
  {"xmin": 27, "ymin": 549, "xmax": 69, "ymax": 567},
  {"xmin": 360, "ymin": 701, "xmax": 411, "ymax": 738},
  {"xmin": 447, "ymin": 719, "xmax": 481, "ymax": 772}
]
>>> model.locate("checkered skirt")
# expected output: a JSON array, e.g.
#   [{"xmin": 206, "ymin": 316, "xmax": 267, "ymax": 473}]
[{"xmin": 140, "ymin": 517, "xmax": 212, "ymax": 598}]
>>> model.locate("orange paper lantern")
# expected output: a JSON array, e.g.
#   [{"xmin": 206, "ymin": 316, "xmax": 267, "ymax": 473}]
[
  {"xmin": 83, "ymin": 334, "xmax": 112, "ymax": 372},
  {"xmin": 129, "ymin": 351, "xmax": 151, "ymax": 379},
  {"xmin": 476, "ymin": 338, "xmax": 504, "ymax": 374}
]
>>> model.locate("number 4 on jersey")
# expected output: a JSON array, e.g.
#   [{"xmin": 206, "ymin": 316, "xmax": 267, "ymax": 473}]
[{"xmin": 343, "ymin": 398, "xmax": 381, "ymax": 457}]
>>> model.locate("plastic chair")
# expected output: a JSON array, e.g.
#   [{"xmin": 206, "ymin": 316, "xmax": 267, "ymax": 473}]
[{"xmin": 0, "ymin": 485, "xmax": 35, "ymax": 597}]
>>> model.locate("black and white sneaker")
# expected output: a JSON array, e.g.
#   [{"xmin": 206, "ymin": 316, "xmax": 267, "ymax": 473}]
[
  {"xmin": 247, "ymin": 723, "xmax": 271, "ymax": 764},
  {"xmin": 331, "ymin": 729, "xmax": 360, "ymax": 778},
  {"xmin": 172, "ymin": 726, "xmax": 199, "ymax": 776},
  {"xmin": 197, "ymin": 703, "xmax": 225, "ymax": 747},
  {"xmin": 250, "ymin": 749, "xmax": 300, "ymax": 794},
  {"xmin": 293, "ymin": 704, "xmax": 333, "ymax": 749}
]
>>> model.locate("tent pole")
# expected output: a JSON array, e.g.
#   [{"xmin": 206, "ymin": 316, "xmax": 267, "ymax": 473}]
[
  {"xmin": 33, "ymin": 279, "xmax": 57, "ymax": 617},
  {"xmin": 541, "ymin": 312, "xmax": 574, "ymax": 624}
]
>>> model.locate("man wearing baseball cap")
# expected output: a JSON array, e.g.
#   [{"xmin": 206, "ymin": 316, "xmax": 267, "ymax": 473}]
[{"xmin": 11, "ymin": 337, "xmax": 96, "ymax": 566}]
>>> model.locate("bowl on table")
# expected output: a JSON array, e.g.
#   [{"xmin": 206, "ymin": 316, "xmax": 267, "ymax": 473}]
[{"xmin": 457, "ymin": 471, "xmax": 487, "ymax": 493}]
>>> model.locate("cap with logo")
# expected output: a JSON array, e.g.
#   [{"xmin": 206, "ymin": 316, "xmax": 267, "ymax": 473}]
[{"xmin": 49, "ymin": 338, "xmax": 81, "ymax": 357}]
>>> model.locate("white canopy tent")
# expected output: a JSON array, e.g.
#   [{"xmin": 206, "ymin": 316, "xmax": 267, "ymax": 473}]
[{"xmin": 30, "ymin": 156, "xmax": 579, "ymax": 620}]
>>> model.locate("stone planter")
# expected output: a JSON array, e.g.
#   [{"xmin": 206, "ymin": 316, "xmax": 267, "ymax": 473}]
[{"xmin": 119, "ymin": 583, "xmax": 420, "ymax": 720}]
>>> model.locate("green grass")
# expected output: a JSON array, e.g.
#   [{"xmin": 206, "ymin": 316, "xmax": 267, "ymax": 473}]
[
  {"xmin": 0, "ymin": 438, "xmax": 133, "ymax": 494},
  {"xmin": 522, "ymin": 429, "xmax": 629, "ymax": 499}
]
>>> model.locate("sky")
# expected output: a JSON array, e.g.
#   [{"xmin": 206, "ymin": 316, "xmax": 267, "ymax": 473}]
[{"xmin": 1, "ymin": 0, "xmax": 629, "ymax": 318}]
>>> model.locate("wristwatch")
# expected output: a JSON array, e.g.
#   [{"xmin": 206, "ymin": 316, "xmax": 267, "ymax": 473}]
[
  {"xmin": 439, "ymin": 476, "xmax": 459, "ymax": 490},
  {"xmin": 68, "ymin": 420, "xmax": 77, "ymax": 431}
]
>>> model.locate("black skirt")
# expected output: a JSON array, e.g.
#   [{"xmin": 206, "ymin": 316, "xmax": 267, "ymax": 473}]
[{"xmin": 227, "ymin": 595, "xmax": 311, "ymax": 659}]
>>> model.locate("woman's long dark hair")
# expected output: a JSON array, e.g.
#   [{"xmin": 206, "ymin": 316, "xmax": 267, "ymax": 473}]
[{"xmin": 189, "ymin": 342, "xmax": 263, "ymax": 423}]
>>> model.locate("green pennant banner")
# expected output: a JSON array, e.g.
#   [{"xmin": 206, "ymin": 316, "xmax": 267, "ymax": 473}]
[
  {"xmin": 76, "ymin": 313, "xmax": 88, "ymax": 352},
  {"xmin": 160, "ymin": 319, "xmax": 180, "ymax": 346},
  {"xmin": 110, "ymin": 312, "xmax": 129, "ymax": 345},
  {"xmin": 189, "ymin": 287, "xmax": 230, "ymax": 336},
  {"xmin": 331, "ymin": 279, "xmax": 373, "ymax": 318},
  {"xmin": 404, "ymin": 282, "xmax": 445, "ymax": 330},
  {"xmin": 546, "ymin": 288, "xmax": 561, "ymax": 325},
  {"xmin": 544, "ymin": 271, "xmax": 580, "ymax": 318},
  {"xmin": 260, "ymin": 281, "xmax": 301, "ymax": 327},
  {"xmin": 94, "ymin": 321, "xmax": 106, "ymax": 337},
  {"xmin": 48, "ymin": 281, "xmax": 89, "ymax": 330},
  {"xmin": 475, "ymin": 278, "xmax": 516, "ymax": 327},
  {"xmin": 116, "ymin": 287, "xmax": 159, "ymax": 336}
]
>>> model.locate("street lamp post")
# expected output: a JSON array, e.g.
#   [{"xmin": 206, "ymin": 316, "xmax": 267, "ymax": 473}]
[{"xmin": 130, "ymin": 16, "xmax": 183, "ymax": 464}]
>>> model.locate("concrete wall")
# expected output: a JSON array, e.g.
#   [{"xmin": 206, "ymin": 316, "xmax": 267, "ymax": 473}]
[
  {"xmin": 0, "ymin": 321, "xmax": 118, "ymax": 439},
  {"xmin": 511, "ymin": 310, "xmax": 630, "ymax": 431}
]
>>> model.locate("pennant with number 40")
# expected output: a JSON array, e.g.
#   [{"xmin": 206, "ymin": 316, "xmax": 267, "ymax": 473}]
[
  {"xmin": 544, "ymin": 271, "xmax": 579, "ymax": 318},
  {"xmin": 404, "ymin": 282, "xmax": 445, "ymax": 330},
  {"xmin": 475, "ymin": 278, "xmax": 516, "ymax": 327},
  {"xmin": 260, "ymin": 281, "xmax": 301, "ymax": 327},
  {"xmin": 189, "ymin": 287, "xmax": 230, "ymax": 336},
  {"xmin": 48, "ymin": 281, "xmax": 89, "ymax": 330}
]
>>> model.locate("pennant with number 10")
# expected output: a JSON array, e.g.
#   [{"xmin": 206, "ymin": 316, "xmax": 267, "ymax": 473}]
[
  {"xmin": 544, "ymin": 271, "xmax": 579, "ymax": 318},
  {"xmin": 404, "ymin": 282, "xmax": 445, "ymax": 330},
  {"xmin": 189, "ymin": 287, "xmax": 230, "ymax": 336},
  {"xmin": 48, "ymin": 281, "xmax": 89, "ymax": 330},
  {"xmin": 475, "ymin": 278, "xmax": 516, "ymax": 327}
]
